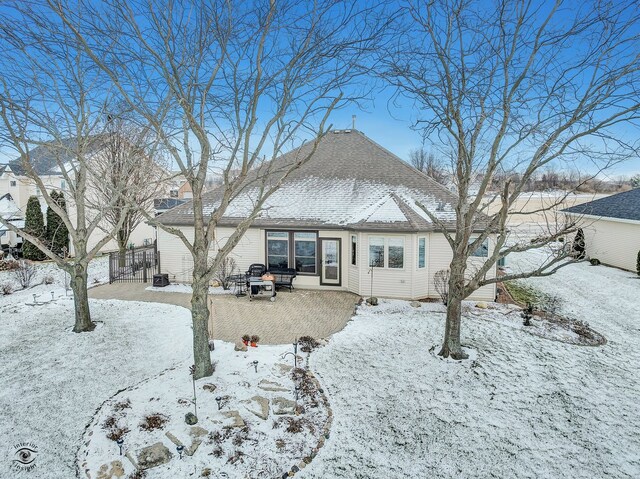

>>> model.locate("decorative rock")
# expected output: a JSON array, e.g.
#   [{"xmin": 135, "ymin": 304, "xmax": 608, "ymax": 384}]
[
  {"xmin": 165, "ymin": 431, "xmax": 184, "ymax": 448},
  {"xmin": 366, "ymin": 296, "xmax": 378, "ymax": 306},
  {"xmin": 96, "ymin": 462, "xmax": 125, "ymax": 479},
  {"xmin": 271, "ymin": 396, "xmax": 296, "ymax": 415},
  {"xmin": 234, "ymin": 341, "xmax": 248, "ymax": 352},
  {"xmin": 275, "ymin": 363, "xmax": 293, "ymax": 376},
  {"xmin": 203, "ymin": 383, "xmax": 217, "ymax": 392},
  {"xmin": 410, "ymin": 301, "xmax": 422, "ymax": 308},
  {"xmin": 185, "ymin": 412, "xmax": 198, "ymax": 425},
  {"xmin": 258, "ymin": 379, "xmax": 289, "ymax": 392},
  {"xmin": 243, "ymin": 395, "xmax": 270, "ymax": 420},
  {"xmin": 222, "ymin": 410, "xmax": 245, "ymax": 428},
  {"xmin": 190, "ymin": 426, "xmax": 208, "ymax": 439},
  {"xmin": 475, "ymin": 301, "xmax": 488, "ymax": 309},
  {"xmin": 128, "ymin": 442, "xmax": 172, "ymax": 470}
]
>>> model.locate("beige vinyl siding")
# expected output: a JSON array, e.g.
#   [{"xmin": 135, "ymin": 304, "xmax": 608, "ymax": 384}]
[
  {"xmin": 580, "ymin": 217, "xmax": 640, "ymax": 272},
  {"xmin": 157, "ymin": 226, "xmax": 194, "ymax": 283},
  {"xmin": 359, "ymin": 233, "xmax": 414, "ymax": 299},
  {"xmin": 427, "ymin": 233, "xmax": 496, "ymax": 302}
]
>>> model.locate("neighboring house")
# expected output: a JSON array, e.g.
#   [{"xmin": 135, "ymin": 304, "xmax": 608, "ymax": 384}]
[
  {"xmin": 563, "ymin": 188, "xmax": 640, "ymax": 272},
  {"xmin": 154, "ymin": 198, "xmax": 188, "ymax": 216},
  {"xmin": 156, "ymin": 130, "xmax": 497, "ymax": 301},
  {"xmin": 0, "ymin": 137, "xmax": 168, "ymax": 255},
  {"xmin": 167, "ymin": 172, "xmax": 193, "ymax": 199},
  {"xmin": 0, "ymin": 193, "xmax": 23, "ymax": 254}
]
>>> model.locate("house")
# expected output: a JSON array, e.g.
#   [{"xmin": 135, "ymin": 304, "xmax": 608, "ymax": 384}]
[
  {"xmin": 0, "ymin": 137, "xmax": 168, "ymax": 255},
  {"xmin": 0, "ymin": 193, "xmax": 23, "ymax": 254},
  {"xmin": 156, "ymin": 130, "xmax": 497, "ymax": 301},
  {"xmin": 563, "ymin": 188, "xmax": 640, "ymax": 272}
]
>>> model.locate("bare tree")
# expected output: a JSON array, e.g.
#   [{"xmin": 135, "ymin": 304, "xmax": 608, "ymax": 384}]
[
  {"xmin": 383, "ymin": 0, "xmax": 640, "ymax": 358},
  {"xmin": 0, "ymin": 7, "xmax": 136, "ymax": 332},
  {"xmin": 409, "ymin": 147, "xmax": 448, "ymax": 185},
  {"xmin": 89, "ymin": 113, "xmax": 167, "ymax": 257},
  {"xmin": 49, "ymin": 0, "xmax": 383, "ymax": 377}
]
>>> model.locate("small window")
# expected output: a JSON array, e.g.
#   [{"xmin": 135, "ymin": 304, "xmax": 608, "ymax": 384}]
[
  {"xmin": 351, "ymin": 235, "xmax": 357, "ymax": 266},
  {"xmin": 418, "ymin": 237, "xmax": 426, "ymax": 268},
  {"xmin": 169, "ymin": 189, "xmax": 179, "ymax": 198},
  {"xmin": 388, "ymin": 238, "xmax": 404, "ymax": 269},
  {"xmin": 10, "ymin": 180, "xmax": 16, "ymax": 187},
  {"xmin": 469, "ymin": 237, "xmax": 489, "ymax": 257},
  {"xmin": 60, "ymin": 180, "xmax": 66, "ymax": 190},
  {"xmin": 369, "ymin": 236, "xmax": 384, "ymax": 267}
]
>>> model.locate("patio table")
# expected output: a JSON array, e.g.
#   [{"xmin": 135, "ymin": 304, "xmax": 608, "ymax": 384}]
[{"xmin": 248, "ymin": 276, "xmax": 276, "ymax": 302}]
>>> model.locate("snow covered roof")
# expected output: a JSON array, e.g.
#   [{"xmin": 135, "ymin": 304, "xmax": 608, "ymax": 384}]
[
  {"xmin": 563, "ymin": 188, "xmax": 640, "ymax": 222},
  {"xmin": 0, "ymin": 193, "xmax": 22, "ymax": 219},
  {"xmin": 158, "ymin": 130, "xmax": 478, "ymax": 232}
]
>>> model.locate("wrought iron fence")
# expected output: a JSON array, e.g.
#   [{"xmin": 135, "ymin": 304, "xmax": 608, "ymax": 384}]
[{"xmin": 108, "ymin": 245, "xmax": 160, "ymax": 284}]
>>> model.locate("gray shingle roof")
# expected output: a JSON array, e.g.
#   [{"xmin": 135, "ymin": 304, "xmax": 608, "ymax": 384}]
[
  {"xmin": 157, "ymin": 130, "xmax": 480, "ymax": 232},
  {"xmin": 563, "ymin": 188, "xmax": 640, "ymax": 222},
  {"xmin": 8, "ymin": 137, "xmax": 104, "ymax": 176}
]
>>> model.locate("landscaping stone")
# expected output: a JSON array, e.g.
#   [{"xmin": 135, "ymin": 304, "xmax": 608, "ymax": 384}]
[
  {"xmin": 258, "ymin": 379, "xmax": 289, "ymax": 392},
  {"xmin": 96, "ymin": 461, "xmax": 125, "ymax": 479},
  {"xmin": 271, "ymin": 396, "xmax": 296, "ymax": 415},
  {"xmin": 222, "ymin": 410, "xmax": 245, "ymax": 428},
  {"xmin": 366, "ymin": 296, "xmax": 378, "ymax": 306},
  {"xmin": 190, "ymin": 426, "xmax": 208, "ymax": 439},
  {"xmin": 185, "ymin": 412, "xmax": 198, "ymax": 425},
  {"xmin": 475, "ymin": 301, "xmax": 488, "ymax": 309},
  {"xmin": 243, "ymin": 395, "xmax": 270, "ymax": 420},
  {"xmin": 410, "ymin": 301, "xmax": 422, "ymax": 308},
  {"xmin": 275, "ymin": 363, "xmax": 293, "ymax": 376},
  {"xmin": 203, "ymin": 383, "xmax": 217, "ymax": 392},
  {"xmin": 165, "ymin": 431, "xmax": 184, "ymax": 448},
  {"xmin": 234, "ymin": 341, "xmax": 248, "ymax": 352},
  {"xmin": 128, "ymin": 442, "xmax": 172, "ymax": 470}
]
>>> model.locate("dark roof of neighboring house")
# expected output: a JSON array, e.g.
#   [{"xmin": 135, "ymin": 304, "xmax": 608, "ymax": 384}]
[
  {"xmin": 156, "ymin": 129, "xmax": 482, "ymax": 232},
  {"xmin": 154, "ymin": 198, "xmax": 188, "ymax": 211},
  {"xmin": 562, "ymin": 188, "xmax": 640, "ymax": 222},
  {"xmin": 8, "ymin": 137, "xmax": 104, "ymax": 176}
]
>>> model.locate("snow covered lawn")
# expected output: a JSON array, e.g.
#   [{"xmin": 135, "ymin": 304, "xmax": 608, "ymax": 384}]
[
  {"xmin": 304, "ymin": 259, "xmax": 640, "ymax": 478},
  {"xmin": 0, "ymin": 275, "xmax": 192, "ymax": 478}
]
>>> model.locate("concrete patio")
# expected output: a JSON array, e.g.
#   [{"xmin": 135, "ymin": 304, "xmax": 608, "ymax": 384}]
[{"xmin": 88, "ymin": 283, "xmax": 359, "ymax": 344}]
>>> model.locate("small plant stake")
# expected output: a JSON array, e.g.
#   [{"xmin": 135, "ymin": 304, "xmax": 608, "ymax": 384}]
[
  {"xmin": 252, "ymin": 360, "xmax": 259, "ymax": 373},
  {"xmin": 189, "ymin": 365, "xmax": 198, "ymax": 420},
  {"xmin": 177, "ymin": 445, "xmax": 184, "ymax": 460},
  {"xmin": 116, "ymin": 438, "xmax": 124, "ymax": 456},
  {"xmin": 294, "ymin": 385, "xmax": 300, "ymax": 401},
  {"xmin": 215, "ymin": 396, "xmax": 223, "ymax": 410}
]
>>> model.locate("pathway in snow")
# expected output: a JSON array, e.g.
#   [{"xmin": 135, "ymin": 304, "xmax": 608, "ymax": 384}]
[
  {"xmin": 304, "ymin": 257, "xmax": 640, "ymax": 478},
  {"xmin": 0, "ymin": 295, "xmax": 192, "ymax": 479}
]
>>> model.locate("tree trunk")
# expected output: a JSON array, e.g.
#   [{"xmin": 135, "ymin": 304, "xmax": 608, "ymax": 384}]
[
  {"xmin": 438, "ymin": 260, "xmax": 468, "ymax": 359},
  {"xmin": 190, "ymin": 274, "xmax": 213, "ymax": 379},
  {"xmin": 71, "ymin": 263, "xmax": 95, "ymax": 332}
]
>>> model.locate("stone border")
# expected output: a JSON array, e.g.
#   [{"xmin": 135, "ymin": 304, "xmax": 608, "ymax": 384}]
[
  {"xmin": 76, "ymin": 362, "xmax": 185, "ymax": 479},
  {"xmin": 281, "ymin": 369, "xmax": 333, "ymax": 477}
]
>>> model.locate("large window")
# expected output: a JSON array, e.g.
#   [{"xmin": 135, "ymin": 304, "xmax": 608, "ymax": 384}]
[
  {"xmin": 369, "ymin": 236, "xmax": 405, "ymax": 269},
  {"xmin": 294, "ymin": 232, "xmax": 316, "ymax": 273},
  {"xmin": 266, "ymin": 231, "xmax": 317, "ymax": 274},
  {"xmin": 469, "ymin": 237, "xmax": 489, "ymax": 257},
  {"xmin": 351, "ymin": 235, "xmax": 357, "ymax": 266},
  {"xmin": 368, "ymin": 237, "xmax": 385, "ymax": 267},
  {"xmin": 267, "ymin": 232, "xmax": 289, "ymax": 269},
  {"xmin": 418, "ymin": 237, "xmax": 426, "ymax": 268}
]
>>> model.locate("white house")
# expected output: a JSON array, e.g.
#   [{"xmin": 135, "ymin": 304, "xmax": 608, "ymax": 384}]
[
  {"xmin": 155, "ymin": 130, "xmax": 497, "ymax": 301},
  {"xmin": 563, "ymin": 188, "xmax": 640, "ymax": 272}
]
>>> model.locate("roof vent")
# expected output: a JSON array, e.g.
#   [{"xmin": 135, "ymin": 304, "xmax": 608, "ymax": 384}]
[{"xmin": 436, "ymin": 201, "xmax": 445, "ymax": 212}]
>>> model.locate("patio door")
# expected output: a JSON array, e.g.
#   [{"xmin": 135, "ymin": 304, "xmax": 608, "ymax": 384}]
[{"xmin": 320, "ymin": 238, "xmax": 341, "ymax": 286}]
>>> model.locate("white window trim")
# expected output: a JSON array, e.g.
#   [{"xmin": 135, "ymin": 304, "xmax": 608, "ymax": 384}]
[
  {"xmin": 368, "ymin": 236, "xmax": 406, "ymax": 270},
  {"xmin": 417, "ymin": 236, "xmax": 427, "ymax": 269},
  {"xmin": 469, "ymin": 236, "xmax": 489, "ymax": 258}
]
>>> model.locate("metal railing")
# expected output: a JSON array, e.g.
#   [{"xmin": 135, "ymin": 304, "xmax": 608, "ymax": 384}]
[{"xmin": 108, "ymin": 244, "xmax": 160, "ymax": 284}]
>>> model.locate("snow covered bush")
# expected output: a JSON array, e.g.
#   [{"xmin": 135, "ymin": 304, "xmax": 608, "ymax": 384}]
[
  {"xmin": 541, "ymin": 295, "xmax": 563, "ymax": 315},
  {"xmin": 434, "ymin": 269, "xmax": 450, "ymax": 305},
  {"xmin": 1, "ymin": 281, "xmax": 14, "ymax": 295},
  {"xmin": 13, "ymin": 260, "xmax": 36, "ymax": 289},
  {"xmin": 589, "ymin": 258, "xmax": 601, "ymax": 266},
  {"xmin": 0, "ymin": 259, "xmax": 19, "ymax": 271},
  {"xmin": 43, "ymin": 274, "xmax": 55, "ymax": 285}
]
